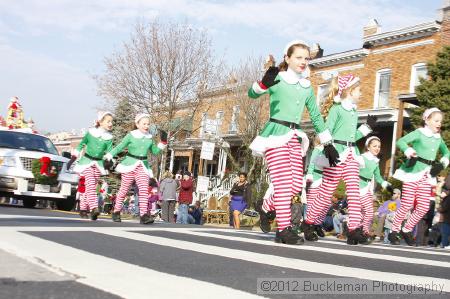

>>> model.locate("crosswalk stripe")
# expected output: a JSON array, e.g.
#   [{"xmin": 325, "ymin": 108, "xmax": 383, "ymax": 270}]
[
  {"xmin": 204, "ymin": 229, "xmax": 450, "ymax": 257},
  {"xmin": 165, "ymin": 229, "xmax": 450, "ymax": 267},
  {"xmin": 93, "ymin": 228, "xmax": 450, "ymax": 292},
  {"xmin": 0, "ymin": 230, "xmax": 261, "ymax": 299}
]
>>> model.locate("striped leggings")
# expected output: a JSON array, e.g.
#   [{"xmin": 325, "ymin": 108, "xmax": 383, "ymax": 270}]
[
  {"xmin": 80, "ymin": 166, "xmax": 101, "ymax": 211},
  {"xmin": 392, "ymin": 174, "xmax": 432, "ymax": 232},
  {"xmin": 114, "ymin": 164, "xmax": 150, "ymax": 216},
  {"xmin": 265, "ymin": 135, "xmax": 303, "ymax": 231},
  {"xmin": 306, "ymin": 155, "xmax": 361, "ymax": 231},
  {"xmin": 360, "ymin": 191, "xmax": 374, "ymax": 234},
  {"xmin": 306, "ymin": 187, "xmax": 321, "ymax": 223}
]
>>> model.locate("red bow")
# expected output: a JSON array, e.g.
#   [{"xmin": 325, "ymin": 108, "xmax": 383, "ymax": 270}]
[{"xmin": 39, "ymin": 157, "xmax": 51, "ymax": 176}]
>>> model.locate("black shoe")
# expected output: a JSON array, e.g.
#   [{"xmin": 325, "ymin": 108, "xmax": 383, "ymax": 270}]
[
  {"xmin": 79, "ymin": 210, "xmax": 88, "ymax": 219},
  {"xmin": 90, "ymin": 208, "xmax": 100, "ymax": 221},
  {"xmin": 346, "ymin": 227, "xmax": 368, "ymax": 245},
  {"xmin": 140, "ymin": 214, "xmax": 155, "ymax": 224},
  {"xmin": 301, "ymin": 221, "xmax": 319, "ymax": 241},
  {"xmin": 112, "ymin": 212, "xmax": 121, "ymax": 223},
  {"xmin": 275, "ymin": 227, "xmax": 304, "ymax": 245},
  {"xmin": 388, "ymin": 231, "xmax": 401, "ymax": 245},
  {"xmin": 400, "ymin": 230, "xmax": 415, "ymax": 246},
  {"xmin": 259, "ymin": 210, "xmax": 272, "ymax": 233},
  {"xmin": 315, "ymin": 225, "xmax": 325, "ymax": 238}
]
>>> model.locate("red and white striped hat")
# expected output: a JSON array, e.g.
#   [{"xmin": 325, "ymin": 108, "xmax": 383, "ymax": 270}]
[{"xmin": 334, "ymin": 74, "xmax": 360, "ymax": 102}]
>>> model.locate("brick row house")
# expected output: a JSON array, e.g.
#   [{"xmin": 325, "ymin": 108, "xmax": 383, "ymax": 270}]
[{"xmin": 168, "ymin": 3, "xmax": 450, "ymax": 179}]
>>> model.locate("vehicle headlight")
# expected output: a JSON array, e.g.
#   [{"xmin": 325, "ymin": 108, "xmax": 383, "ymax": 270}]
[{"xmin": 0, "ymin": 156, "xmax": 17, "ymax": 167}]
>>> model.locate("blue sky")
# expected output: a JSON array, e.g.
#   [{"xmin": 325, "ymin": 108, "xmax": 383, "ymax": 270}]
[{"xmin": 0, "ymin": 0, "xmax": 444, "ymax": 133}]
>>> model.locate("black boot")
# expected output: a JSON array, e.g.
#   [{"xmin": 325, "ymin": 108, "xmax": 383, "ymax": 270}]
[
  {"xmin": 388, "ymin": 231, "xmax": 401, "ymax": 245},
  {"xmin": 346, "ymin": 228, "xmax": 359, "ymax": 245},
  {"xmin": 79, "ymin": 210, "xmax": 88, "ymax": 219},
  {"xmin": 315, "ymin": 225, "xmax": 325, "ymax": 238},
  {"xmin": 400, "ymin": 230, "xmax": 415, "ymax": 246},
  {"xmin": 301, "ymin": 221, "xmax": 319, "ymax": 241},
  {"xmin": 259, "ymin": 209, "xmax": 273, "ymax": 233},
  {"xmin": 90, "ymin": 208, "xmax": 100, "ymax": 221},
  {"xmin": 140, "ymin": 214, "xmax": 155, "ymax": 224},
  {"xmin": 112, "ymin": 212, "xmax": 121, "ymax": 223},
  {"xmin": 275, "ymin": 227, "xmax": 304, "ymax": 245}
]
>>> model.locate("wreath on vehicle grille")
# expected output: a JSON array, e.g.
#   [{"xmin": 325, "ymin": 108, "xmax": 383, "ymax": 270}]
[{"xmin": 31, "ymin": 157, "xmax": 59, "ymax": 185}]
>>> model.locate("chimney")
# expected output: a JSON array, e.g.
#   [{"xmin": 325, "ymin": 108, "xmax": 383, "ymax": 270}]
[
  {"xmin": 439, "ymin": 0, "xmax": 450, "ymax": 45},
  {"xmin": 310, "ymin": 43, "xmax": 324, "ymax": 59},
  {"xmin": 363, "ymin": 19, "xmax": 381, "ymax": 38}
]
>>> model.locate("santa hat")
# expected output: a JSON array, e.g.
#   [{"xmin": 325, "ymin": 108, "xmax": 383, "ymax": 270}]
[
  {"xmin": 422, "ymin": 107, "xmax": 441, "ymax": 121},
  {"xmin": 334, "ymin": 74, "xmax": 360, "ymax": 103},
  {"xmin": 135, "ymin": 113, "xmax": 150, "ymax": 124},
  {"xmin": 283, "ymin": 39, "xmax": 309, "ymax": 56},
  {"xmin": 97, "ymin": 111, "xmax": 113, "ymax": 122}
]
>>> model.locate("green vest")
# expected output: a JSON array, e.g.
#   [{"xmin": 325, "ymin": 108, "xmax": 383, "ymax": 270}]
[
  {"xmin": 359, "ymin": 152, "xmax": 386, "ymax": 189},
  {"xmin": 74, "ymin": 128, "xmax": 113, "ymax": 173},
  {"xmin": 109, "ymin": 130, "xmax": 162, "ymax": 173},
  {"xmin": 307, "ymin": 147, "xmax": 324, "ymax": 183},
  {"xmin": 248, "ymin": 72, "xmax": 327, "ymax": 138},
  {"xmin": 394, "ymin": 128, "xmax": 449, "ymax": 181}
]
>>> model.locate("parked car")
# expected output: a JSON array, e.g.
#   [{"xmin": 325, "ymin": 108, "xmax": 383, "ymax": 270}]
[{"xmin": 0, "ymin": 128, "xmax": 78, "ymax": 210}]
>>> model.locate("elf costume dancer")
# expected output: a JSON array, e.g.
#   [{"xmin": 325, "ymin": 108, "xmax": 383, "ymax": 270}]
[
  {"xmin": 302, "ymin": 74, "xmax": 376, "ymax": 245},
  {"xmin": 389, "ymin": 108, "xmax": 449, "ymax": 245},
  {"xmin": 358, "ymin": 136, "xmax": 392, "ymax": 239},
  {"xmin": 72, "ymin": 111, "xmax": 114, "ymax": 220},
  {"xmin": 248, "ymin": 40, "xmax": 338, "ymax": 245},
  {"xmin": 105, "ymin": 113, "xmax": 167, "ymax": 224}
]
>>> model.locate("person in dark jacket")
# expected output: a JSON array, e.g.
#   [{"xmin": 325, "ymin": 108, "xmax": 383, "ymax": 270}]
[
  {"xmin": 177, "ymin": 171, "xmax": 193, "ymax": 224},
  {"xmin": 230, "ymin": 172, "xmax": 251, "ymax": 229},
  {"xmin": 439, "ymin": 174, "xmax": 450, "ymax": 248}
]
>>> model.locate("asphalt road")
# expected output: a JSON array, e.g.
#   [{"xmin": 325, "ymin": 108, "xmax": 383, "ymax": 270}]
[{"xmin": 0, "ymin": 205, "xmax": 449, "ymax": 299}]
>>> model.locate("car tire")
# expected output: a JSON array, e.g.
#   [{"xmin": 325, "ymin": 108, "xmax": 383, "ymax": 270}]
[
  {"xmin": 55, "ymin": 197, "xmax": 75, "ymax": 211},
  {"xmin": 23, "ymin": 198, "xmax": 37, "ymax": 209}
]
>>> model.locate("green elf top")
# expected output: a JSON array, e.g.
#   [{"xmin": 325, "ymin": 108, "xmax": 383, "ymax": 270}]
[
  {"xmin": 313, "ymin": 74, "xmax": 376, "ymax": 169},
  {"xmin": 359, "ymin": 136, "xmax": 390, "ymax": 196},
  {"xmin": 73, "ymin": 111, "xmax": 114, "ymax": 175},
  {"xmin": 305, "ymin": 145, "xmax": 324, "ymax": 189},
  {"xmin": 393, "ymin": 107, "xmax": 449, "ymax": 184},
  {"xmin": 248, "ymin": 40, "xmax": 333, "ymax": 158},
  {"xmin": 104, "ymin": 113, "xmax": 166, "ymax": 177}
]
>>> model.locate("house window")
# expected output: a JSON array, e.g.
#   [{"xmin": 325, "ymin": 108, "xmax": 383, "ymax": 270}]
[
  {"xmin": 410, "ymin": 63, "xmax": 427, "ymax": 93},
  {"xmin": 199, "ymin": 112, "xmax": 207, "ymax": 138},
  {"xmin": 215, "ymin": 111, "xmax": 224, "ymax": 135},
  {"xmin": 317, "ymin": 84, "xmax": 329, "ymax": 106},
  {"xmin": 374, "ymin": 69, "xmax": 391, "ymax": 108},
  {"xmin": 229, "ymin": 105, "xmax": 240, "ymax": 134}
]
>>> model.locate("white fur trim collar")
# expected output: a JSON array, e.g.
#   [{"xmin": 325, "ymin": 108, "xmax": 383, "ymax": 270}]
[
  {"xmin": 131, "ymin": 129, "xmax": 152, "ymax": 139},
  {"xmin": 362, "ymin": 151, "xmax": 379, "ymax": 163},
  {"xmin": 419, "ymin": 127, "xmax": 440, "ymax": 138},
  {"xmin": 341, "ymin": 98, "xmax": 356, "ymax": 111},
  {"xmin": 279, "ymin": 67, "xmax": 311, "ymax": 88},
  {"xmin": 88, "ymin": 127, "xmax": 112, "ymax": 140}
]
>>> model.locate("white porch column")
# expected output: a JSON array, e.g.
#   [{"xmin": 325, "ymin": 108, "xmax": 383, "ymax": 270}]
[
  {"xmin": 169, "ymin": 149, "xmax": 175, "ymax": 173},
  {"xmin": 389, "ymin": 121, "xmax": 398, "ymax": 177}
]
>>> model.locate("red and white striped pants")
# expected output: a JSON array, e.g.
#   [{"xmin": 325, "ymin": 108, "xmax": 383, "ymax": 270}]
[
  {"xmin": 265, "ymin": 135, "xmax": 303, "ymax": 231},
  {"xmin": 306, "ymin": 154, "xmax": 361, "ymax": 231},
  {"xmin": 81, "ymin": 166, "xmax": 101, "ymax": 212},
  {"xmin": 115, "ymin": 163, "xmax": 150, "ymax": 216},
  {"xmin": 392, "ymin": 174, "xmax": 432, "ymax": 232},
  {"xmin": 262, "ymin": 193, "xmax": 275, "ymax": 213},
  {"xmin": 306, "ymin": 186, "xmax": 321, "ymax": 222},
  {"xmin": 360, "ymin": 191, "xmax": 374, "ymax": 234}
]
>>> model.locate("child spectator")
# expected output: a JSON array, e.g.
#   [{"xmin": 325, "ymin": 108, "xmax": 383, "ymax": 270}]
[{"xmin": 384, "ymin": 202, "xmax": 397, "ymax": 244}]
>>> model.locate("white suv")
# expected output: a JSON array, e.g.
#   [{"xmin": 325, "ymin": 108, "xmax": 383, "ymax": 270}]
[{"xmin": 0, "ymin": 129, "xmax": 79, "ymax": 210}]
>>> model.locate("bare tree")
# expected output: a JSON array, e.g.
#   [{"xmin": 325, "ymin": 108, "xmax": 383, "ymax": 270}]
[
  {"xmin": 224, "ymin": 56, "xmax": 269, "ymax": 182},
  {"xmin": 95, "ymin": 21, "xmax": 222, "ymax": 175}
]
